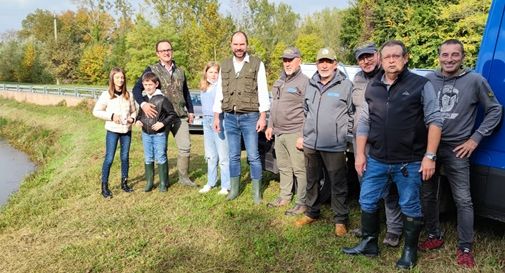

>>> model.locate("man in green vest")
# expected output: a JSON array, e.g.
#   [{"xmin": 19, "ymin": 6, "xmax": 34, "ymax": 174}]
[
  {"xmin": 132, "ymin": 39, "xmax": 196, "ymax": 187},
  {"xmin": 212, "ymin": 31, "xmax": 270, "ymax": 204}
]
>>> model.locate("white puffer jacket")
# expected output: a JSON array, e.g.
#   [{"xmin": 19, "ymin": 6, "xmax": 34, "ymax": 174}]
[{"xmin": 93, "ymin": 91, "xmax": 137, "ymax": 133}]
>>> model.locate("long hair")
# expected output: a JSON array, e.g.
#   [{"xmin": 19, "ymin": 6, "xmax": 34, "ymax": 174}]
[
  {"xmin": 199, "ymin": 61, "xmax": 220, "ymax": 91},
  {"xmin": 108, "ymin": 67, "xmax": 129, "ymax": 100}
]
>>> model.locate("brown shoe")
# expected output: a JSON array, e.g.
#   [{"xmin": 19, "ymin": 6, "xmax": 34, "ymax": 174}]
[
  {"xmin": 267, "ymin": 197, "xmax": 290, "ymax": 208},
  {"xmin": 295, "ymin": 215, "xmax": 316, "ymax": 227},
  {"xmin": 285, "ymin": 204, "xmax": 307, "ymax": 216},
  {"xmin": 335, "ymin": 224, "xmax": 347, "ymax": 237}
]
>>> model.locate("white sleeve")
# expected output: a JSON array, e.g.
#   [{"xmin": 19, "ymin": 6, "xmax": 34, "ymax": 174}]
[
  {"xmin": 92, "ymin": 92, "xmax": 112, "ymax": 121},
  {"xmin": 257, "ymin": 62, "xmax": 270, "ymax": 112},
  {"xmin": 213, "ymin": 70, "xmax": 223, "ymax": 113}
]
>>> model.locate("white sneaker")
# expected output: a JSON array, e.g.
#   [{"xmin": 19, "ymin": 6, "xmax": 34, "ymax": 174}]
[
  {"xmin": 217, "ymin": 188, "xmax": 229, "ymax": 195},
  {"xmin": 199, "ymin": 185, "xmax": 212, "ymax": 193}
]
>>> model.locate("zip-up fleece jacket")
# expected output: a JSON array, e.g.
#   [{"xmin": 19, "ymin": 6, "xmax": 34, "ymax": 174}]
[
  {"xmin": 303, "ymin": 70, "xmax": 353, "ymax": 152},
  {"xmin": 268, "ymin": 68, "xmax": 309, "ymax": 136},
  {"xmin": 93, "ymin": 91, "xmax": 137, "ymax": 134},
  {"xmin": 426, "ymin": 68, "xmax": 502, "ymax": 145},
  {"xmin": 137, "ymin": 90, "xmax": 179, "ymax": 134}
]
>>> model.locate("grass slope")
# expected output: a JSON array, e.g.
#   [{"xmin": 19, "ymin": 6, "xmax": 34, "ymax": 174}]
[{"xmin": 0, "ymin": 98, "xmax": 504, "ymax": 273}]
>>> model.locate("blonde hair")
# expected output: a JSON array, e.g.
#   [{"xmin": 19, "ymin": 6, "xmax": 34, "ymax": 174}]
[
  {"xmin": 199, "ymin": 61, "xmax": 220, "ymax": 91},
  {"xmin": 108, "ymin": 67, "xmax": 129, "ymax": 100}
]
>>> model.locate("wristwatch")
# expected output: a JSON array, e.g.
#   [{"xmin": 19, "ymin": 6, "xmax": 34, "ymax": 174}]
[{"xmin": 424, "ymin": 152, "xmax": 437, "ymax": 161}]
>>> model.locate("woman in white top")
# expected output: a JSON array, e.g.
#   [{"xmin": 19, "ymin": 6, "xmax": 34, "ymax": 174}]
[{"xmin": 93, "ymin": 68, "xmax": 137, "ymax": 198}]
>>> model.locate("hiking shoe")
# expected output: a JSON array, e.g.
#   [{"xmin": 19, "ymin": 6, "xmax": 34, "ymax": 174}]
[
  {"xmin": 294, "ymin": 215, "xmax": 316, "ymax": 227},
  {"xmin": 285, "ymin": 204, "xmax": 307, "ymax": 216},
  {"xmin": 217, "ymin": 188, "xmax": 229, "ymax": 195},
  {"xmin": 383, "ymin": 232, "xmax": 400, "ymax": 247},
  {"xmin": 419, "ymin": 234, "xmax": 444, "ymax": 251},
  {"xmin": 198, "ymin": 185, "xmax": 212, "ymax": 193},
  {"xmin": 267, "ymin": 197, "xmax": 290, "ymax": 208},
  {"xmin": 335, "ymin": 224, "xmax": 347, "ymax": 237},
  {"xmin": 456, "ymin": 248, "xmax": 475, "ymax": 268}
]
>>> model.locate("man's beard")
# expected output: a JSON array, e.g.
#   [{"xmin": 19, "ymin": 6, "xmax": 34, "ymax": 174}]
[{"xmin": 233, "ymin": 50, "xmax": 245, "ymax": 58}]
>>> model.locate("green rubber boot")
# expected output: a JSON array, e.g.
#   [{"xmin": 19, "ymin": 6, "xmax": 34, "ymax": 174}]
[
  {"xmin": 252, "ymin": 179, "xmax": 262, "ymax": 204},
  {"xmin": 144, "ymin": 163, "xmax": 155, "ymax": 192},
  {"xmin": 159, "ymin": 162, "xmax": 169, "ymax": 192},
  {"xmin": 227, "ymin": 176, "xmax": 240, "ymax": 200}
]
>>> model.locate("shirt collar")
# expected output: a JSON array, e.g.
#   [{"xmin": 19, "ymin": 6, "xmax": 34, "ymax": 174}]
[{"xmin": 233, "ymin": 53, "xmax": 250, "ymax": 64}]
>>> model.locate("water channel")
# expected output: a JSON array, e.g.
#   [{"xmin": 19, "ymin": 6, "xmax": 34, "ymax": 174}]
[{"xmin": 0, "ymin": 139, "xmax": 36, "ymax": 206}]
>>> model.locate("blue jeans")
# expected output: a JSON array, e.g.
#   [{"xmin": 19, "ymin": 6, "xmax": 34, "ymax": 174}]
[
  {"xmin": 141, "ymin": 131, "xmax": 167, "ymax": 164},
  {"xmin": 101, "ymin": 130, "xmax": 131, "ymax": 183},
  {"xmin": 224, "ymin": 112, "xmax": 262, "ymax": 180},
  {"xmin": 203, "ymin": 115, "xmax": 230, "ymax": 189},
  {"xmin": 360, "ymin": 156, "xmax": 423, "ymax": 218}
]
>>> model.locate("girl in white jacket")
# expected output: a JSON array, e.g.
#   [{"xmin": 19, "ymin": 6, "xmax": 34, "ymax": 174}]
[{"xmin": 93, "ymin": 68, "xmax": 137, "ymax": 198}]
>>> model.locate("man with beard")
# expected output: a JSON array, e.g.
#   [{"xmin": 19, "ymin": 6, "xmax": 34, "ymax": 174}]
[
  {"xmin": 265, "ymin": 47, "xmax": 309, "ymax": 215},
  {"xmin": 213, "ymin": 31, "xmax": 270, "ymax": 204},
  {"xmin": 420, "ymin": 39, "xmax": 502, "ymax": 268},
  {"xmin": 132, "ymin": 39, "xmax": 196, "ymax": 187},
  {"xmin": 350, "ymin": 43, "xmax": 403, "ymax": 247}
]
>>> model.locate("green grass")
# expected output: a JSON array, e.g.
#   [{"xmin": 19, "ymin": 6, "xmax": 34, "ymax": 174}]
[{"xmin": 0, "ymin": 98, "xmax": 504, "ymax": 273}]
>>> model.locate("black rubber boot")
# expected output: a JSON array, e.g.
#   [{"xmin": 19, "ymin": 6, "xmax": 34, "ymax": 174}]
[
  {"xmin": 342, "ymin": 211, "xmax": 379, "ymax": 256},
  {"xmin": 252, "ymin": 179, "xmax": 262, "ymax": 204},
  {"xmin": 144, "ymin": 163, "xmax": 155, "ymax": 192},
  {"xmin": 396, "ymin": 216, "xmax": 423, "ymax": 269},
  {"xmin": 158, "ymin": 162, "xmax": 169, "ymax": 192},
  {"xmin": 121, "ymin": 177, "xmax": 133, "ymax": 192},
  {"xmin": 101, "ymin": 181, "xmax": 112, "ymax": 199},
  {"xmin": 227, "ymin": 177, "xmax": 240, "ymax": 200}
]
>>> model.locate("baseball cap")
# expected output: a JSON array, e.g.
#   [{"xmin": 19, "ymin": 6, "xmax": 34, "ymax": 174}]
[
  {"xmin": 354, "ymin": 43, "xmax": 377, "ymax": 59},
  {"xmin": 316, "ymin": 48, "xmax": 336, "ymax": 61},
  {"xmin": 282, "ymin": 47, "xmax": 301, "ymax": 59}
]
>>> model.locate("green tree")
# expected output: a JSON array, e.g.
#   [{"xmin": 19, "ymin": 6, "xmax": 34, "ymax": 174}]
[
  {"xmin": 268, "ymin": 41, "xmax": 287, "ymax": 85},
  {"xmin": 44, "ymin": 35, "xmax": 81, "ymax": 84},
  {"xmin": 0, "ymin": 39, "xmax": 23, "ymax": 82},
  {"xmin": 78, "ymin": 43, "xmax": 109, "ymax": 84},
  {"xmin": 295, "ymin": 33, "xmax": 324, "ymax": 63}
]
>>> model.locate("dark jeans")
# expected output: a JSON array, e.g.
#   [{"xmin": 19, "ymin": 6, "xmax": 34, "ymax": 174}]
[
  {"xmin": 304, "ymin": 147, "xmax": 349, "ymax": 224},
  {"xmin": 422, "ymin": 142, "xmax": 474, "ymax": 249},
  {"xmin": 101, "ymin": 130, "xmax": 131, "ymax": 183}
]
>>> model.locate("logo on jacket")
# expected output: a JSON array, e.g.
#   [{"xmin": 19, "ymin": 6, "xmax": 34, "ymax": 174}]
[{"xmin": 402, "ymin": 91, "xmax": 410, "ymax": 96}]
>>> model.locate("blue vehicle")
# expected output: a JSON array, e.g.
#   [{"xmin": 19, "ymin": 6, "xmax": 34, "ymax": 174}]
[{"xmin": 469, "ymin": 0, "xmax": 505, "ymax": 222}]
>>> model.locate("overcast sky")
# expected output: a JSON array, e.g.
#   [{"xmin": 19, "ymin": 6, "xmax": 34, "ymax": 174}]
[{"xmin": 0, "ymin": 0, "xmax": 350, "ymax": 33}]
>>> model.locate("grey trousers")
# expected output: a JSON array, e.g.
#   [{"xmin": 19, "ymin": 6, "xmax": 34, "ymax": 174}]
[{"xmin": 168, "ymin": 118, "xmax": 191, "ymax": 157}]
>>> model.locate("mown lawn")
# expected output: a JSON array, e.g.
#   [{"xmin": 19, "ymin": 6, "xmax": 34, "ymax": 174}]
[{"xmin": 0, "ymin": 98, "xmax": 503, "ymax": 273}]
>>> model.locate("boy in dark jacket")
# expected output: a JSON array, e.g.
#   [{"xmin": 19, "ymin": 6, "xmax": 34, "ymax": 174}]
[{"xmin": 136, "ymin": 72, "xmax": 179, "ymax": 192}]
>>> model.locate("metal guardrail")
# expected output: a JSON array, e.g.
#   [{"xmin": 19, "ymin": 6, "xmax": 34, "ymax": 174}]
[{"xmin": 0, "ymin": 83, "xmax": 103, "ymax": 99}]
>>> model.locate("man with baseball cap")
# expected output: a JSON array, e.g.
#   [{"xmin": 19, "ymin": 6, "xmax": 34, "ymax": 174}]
[
  {"xmin": 294, "ymin": 48, "xmax": 354, "ymax": 237},
  {"xmin": 266, "ymin": 47, "xmax": 309, "ymax": 215},
  {"xmin": 350, "ymin": 42, "xmax": 403, "ymax": 247}
]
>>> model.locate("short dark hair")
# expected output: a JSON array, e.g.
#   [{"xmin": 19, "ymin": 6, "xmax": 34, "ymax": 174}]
[
  {"xmin": 142, "ymin": 71, "xmax": 159, "ymax": 84},
  {"xmin": 155, "ymin": 39, "xmax": 173, "ymax": 52},
  {"xmin": 231, "ymin": 31, "xmax": 248, "ymax": 45},
  {"xmin": 380, "ymin": 40, "xmax": 408, "ymax": 56},
  {"xmin": 438, "ymin": 39, "xmax": 465, "ymax": 56}
]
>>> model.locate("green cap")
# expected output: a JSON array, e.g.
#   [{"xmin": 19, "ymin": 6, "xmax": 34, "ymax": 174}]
[{"xmin": 316, "ymin": 48, "xmax": 336, "ymax": 61}]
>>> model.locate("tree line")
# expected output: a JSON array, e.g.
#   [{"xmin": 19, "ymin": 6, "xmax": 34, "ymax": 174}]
[{"xmin": 0, "ymin": 0, "xmax": 491, "ymax": 88}]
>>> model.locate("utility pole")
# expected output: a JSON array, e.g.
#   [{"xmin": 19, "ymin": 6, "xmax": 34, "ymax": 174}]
[{"xmin": 53, "ymin": 13, "xmax": 60, "ymax": 85}]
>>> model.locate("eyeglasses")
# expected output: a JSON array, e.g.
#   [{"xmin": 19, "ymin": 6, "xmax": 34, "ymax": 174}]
[
  {"xmin": 382, "ymin": 54, "xmax": 403, "ymax": 61},
  {"xmin": 157, "ymin": 49, "xmax": 173, "ymax": 54},
  {"xmin": 358, "ymin": 55, "xmax": 375, "ymax": 63}
]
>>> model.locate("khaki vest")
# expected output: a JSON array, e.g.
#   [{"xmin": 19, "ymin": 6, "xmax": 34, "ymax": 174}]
[
  {"xmin": 220, "ymin": 56, "xmax": 261, "ymax": 112},
  {"xmin": 150, "ymin": 63, "xmax": 187, "ymax": 117}
]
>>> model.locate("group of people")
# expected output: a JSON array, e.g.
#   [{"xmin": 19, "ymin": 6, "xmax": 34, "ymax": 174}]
[{"xmin": 92, "ymin": 30, "xmax": 503, "ymax": 270}]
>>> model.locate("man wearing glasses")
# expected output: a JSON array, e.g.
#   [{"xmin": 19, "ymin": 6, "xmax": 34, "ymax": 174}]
[
  {"xmin": 350, "ymin": 43, "xmax": 403, "ymax": 247},
  {"xmin": 132, "ymin": 39, "xmax": 196, "ymax": 187},
  {"xmin": 343, "ymin": 40, "xmax": 442, "ymax": 269}
]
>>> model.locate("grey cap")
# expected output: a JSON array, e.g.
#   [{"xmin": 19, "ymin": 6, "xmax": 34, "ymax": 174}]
[
  {"xmin": 354, "ymin": 42, "xmax": 377, "ymax": 59},
  {"xmin": 316, "ymin": 48, "xmax": 336, "ymax": 61},
  {"xmin": 282, "ymin": 47, "xmax": 301, "ymax": 59}
]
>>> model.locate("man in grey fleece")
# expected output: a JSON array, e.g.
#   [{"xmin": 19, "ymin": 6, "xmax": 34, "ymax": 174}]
[
  {"xmin": 351, "ymin": 42, "xmax": 403, "ymax": 247},
  {"xmin": 420, "ymin": 39, "xmax": 502, "ymax": 268},
  {"xmin": 265, "ymin": 47, "xmax": 309, "ymax": 216},
  {"xmin": 294, "ymin": 48, "xmax": 353, "ymax": 238}
]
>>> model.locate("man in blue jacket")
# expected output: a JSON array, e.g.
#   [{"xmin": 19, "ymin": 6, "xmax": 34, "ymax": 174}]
[{"xmin": 294, "ymin": 48, "xmax": 353, "ymax": 237}]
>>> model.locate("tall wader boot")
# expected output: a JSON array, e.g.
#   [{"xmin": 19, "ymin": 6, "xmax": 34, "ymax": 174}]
[
  {"xmin": 159, "ymin": 162, "xmax": 169, "ymax": 192},
  {"xmin": 144, "ymin": 163, "xmax": 155, "ymax": 192},
  {"xmin": 121, "ymin": 177, "xmax": 134, "ymax": 192},
  {"xmin": 177, "ymin": 155, "xmax": 196, "ymax": 187},
  {"xmin": 396, "ymin": 216, "xmax": 423, "ymax": 269},
  {"xmin": 342, "ymin": 211, "xmax": 379, "ymax": 256},
  {"xmin": 227, "ymin": 176, "xmax": 240, "ymax": 200},
  {"xmin": 101, "ymin": 181, "xmax": 112, "ymax": 199},
  {"xmin": 252, "ymin": 179, "xmax": 262, "ymax": 204}
]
